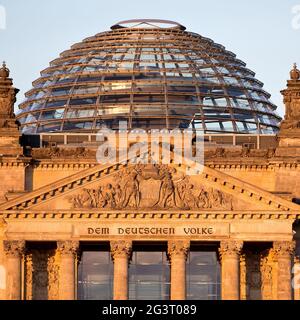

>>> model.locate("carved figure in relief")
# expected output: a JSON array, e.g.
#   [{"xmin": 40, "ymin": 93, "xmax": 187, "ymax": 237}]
[
  {"xmin": 155, "ymin": 169, "xmax": 176, "ymax": 208},
  {"xmin": 114, "ymin": 184, "xmax": 123, "ymax": 208},
  {"xmin": 68, "ymin": 165, "xmax": 233, "ymax": 210},
  {"xmin": 212, "ymin": 189, "xmax": 226, "ymax": 207},
  {"xmin": 176, "ymin": 178, "xmax": 197, "ymax": 209},
  {"xmin": 122, "ymin": 169, "xmax": 140, "ymax": 208},
  {"xmin": 197, "ymin": 188, "xmax": 210, "ymax": 208},
  {"xmin": 101, "ymin": 183, "xmax": 116, "ymax": 208}
]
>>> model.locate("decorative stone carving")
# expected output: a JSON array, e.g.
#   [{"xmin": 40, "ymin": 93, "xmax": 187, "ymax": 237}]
[
  {"xmin": 240, "ymin": 254, "xmax": 247, "ymax": 300},
  {"xmin": 0, "ymin": 62, "xmax": 19, "ymax": 125},
  {"xmin": 272, "ymin": 241, "xmax": 295, "ymax": 300},
  {"xmin": 0, "ymin": 61, "xmax": 9, "ymax": 79},
  {"xmin": 48, "ymin": 251, "xmax": 59, "ymax": 300},
  {"xmin": 68, "ymin": 165, "xmax": 233, "ymax": 210},
  {"xmin": 280, "ymin": 64, "xmax": 300, "ymax": 126},
  {"xmin": 273, "ymin": 241, "xmax": 295, "ymax": 258},
  {"xmin": 25, "ymin": 248, "xmax": 60, "ymax": 300},
  {"xmin": 260, "ymin": 249, "xmax": 274, "ymax": 300},
  {"xmin": 25, "ymin": 253, "xmax": 33, "ymax": 300},
  {"xmin": 290, "ymin": 63, "xmax": 300, "ymax": 81},
  {"xmin": 32, "ymin": 146, "xmax": 96, "ymax": 159},
  {"xmin": 241, "ymin": 249, "xmax": 274, "ymax": 300},
  {"xmin": 110, "ymin": 240, "xmax": 132, "ymax": 260},
  {"xmin": 219, "ymin": 240, "xmax": 243, "ymax": 260},
  {"xmin": 167, "ymin": 240, "xmax": 190, "ymax": 262},
  {"xmin": 57, "ymin": 241, "xmax": 79, "ymax": 257},
  {"xmin": 3, "ymin": 240, "xmax": 25, "ymax": 258}
]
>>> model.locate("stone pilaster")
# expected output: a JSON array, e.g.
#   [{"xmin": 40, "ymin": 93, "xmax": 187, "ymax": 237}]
[
  {"xmin": 110, "ymin": 240, "xmax": 132, "ymax": 300},
  {"xmin": 0, "ymin": 219, "xmax": 7, "ymax": 300},
  {"xmin": 219, "ymin": 240, "xmax": 243, "ymax": 300},
  {"xmin": 294, "ymin": 254, "xmax": 300, "ymax": 300},
  {"xmin": 273, "ymin": 241, "xmax": 295, "ymax": 300},
  {"xmin": 57, "ymin": 240, "xmax": 79, "ymax": 300},
  {"xmin": 167, "ymin": 240, "xmax": 190, "ymax": 300},
  {"xmin": 3, "ymin": 240, "xmax": 25, "ymax": 300}
]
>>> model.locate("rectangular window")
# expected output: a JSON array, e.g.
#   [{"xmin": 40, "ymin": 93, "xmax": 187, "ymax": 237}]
[
  {"xmin": 129, "ymin": 244, "xmax": 170, "ymax": 300},
  {"xmin": 78, "ymin": 246, "xmax": 113, "ymax": 300},
  {"xmin": 186, "ymin": 246, "xmax": 221, "ymax": 300}
]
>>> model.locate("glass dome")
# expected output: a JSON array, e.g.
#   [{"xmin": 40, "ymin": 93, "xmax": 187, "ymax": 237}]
[{"xmin": 16, "ymin": 19, "xmax": 281, "ymax": 134}]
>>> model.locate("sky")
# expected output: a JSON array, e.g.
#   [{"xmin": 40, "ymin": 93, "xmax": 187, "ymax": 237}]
[{"xmin": 0, "ymin": 0, "xmax": 300, "ymax": 116}]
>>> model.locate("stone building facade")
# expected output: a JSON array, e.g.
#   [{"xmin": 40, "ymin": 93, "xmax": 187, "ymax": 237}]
[{"xmin": 0, "ymin": 62, "xmax": 300, "ymax": 300}]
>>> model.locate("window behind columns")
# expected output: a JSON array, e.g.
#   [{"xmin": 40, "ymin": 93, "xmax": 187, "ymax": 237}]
[
  {"xmin": 186, "ymin": 243, "xmax": 221, "ymax": 300},
  {"xmin": 78, "ymin": 243, "xmax": 113, "ymax": 300},
  {"xmin": 129, "ymin": 242, "xmax": 170, "ymax": 300}
]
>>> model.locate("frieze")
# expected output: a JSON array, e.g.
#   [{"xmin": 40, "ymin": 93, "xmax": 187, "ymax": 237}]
[
  {"xmin": 73, "ymin": 223, "xmax": 229, "ymax": 239},
  {"xmin": 32, "ymin": 146, "xmax": 96, "ymax": 159},
  {"xmin": 68, "ymin": 165, "xmax": 233, "ymax": 211}
]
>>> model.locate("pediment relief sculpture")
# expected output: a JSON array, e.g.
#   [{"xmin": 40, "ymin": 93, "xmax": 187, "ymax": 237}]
[{"xmin": 67, "ymin": 165, "xmax": 233, "ymax": 210}]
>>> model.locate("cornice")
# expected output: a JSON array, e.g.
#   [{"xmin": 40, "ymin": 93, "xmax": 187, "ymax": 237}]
[
  {"xmin": 29, "ymin": 158, "xmax": 300, "ymax": 170},
  {"xmin": 0, "ymin": 210, "xmax": 299, "ymax": 220},
  {"xmin": 0, "ymin": 157, "xmax": 32, "ymax": 167}
]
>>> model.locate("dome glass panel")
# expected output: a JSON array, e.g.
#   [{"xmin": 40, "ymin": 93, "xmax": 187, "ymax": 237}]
[{"xmin": 17, "ymin": 19, "xmax": 281, "ymax": 134}]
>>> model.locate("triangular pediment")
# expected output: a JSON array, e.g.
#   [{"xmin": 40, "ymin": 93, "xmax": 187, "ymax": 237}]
[{"xmin": 0, "ymin": 146, "xmax": 298, "ymax": 212}]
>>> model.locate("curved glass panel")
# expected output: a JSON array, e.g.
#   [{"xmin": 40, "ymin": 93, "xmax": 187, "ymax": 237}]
[{"xmin": 17, "ymin": 22, "xmax": 281, "ymax": 134}]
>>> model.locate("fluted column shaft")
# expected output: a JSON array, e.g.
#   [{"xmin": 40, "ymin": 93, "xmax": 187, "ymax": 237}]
[
  {"xmin": 111, "ymin": 240, "xmax": 132, "ymax": 300},
  {"xmin": 168, "ymin": 240, "xmax": 190, "ymax": 300},
  {"xmin": 3, "ymin": 240, "xmax": 25, "ymax": 300},
  {"xmin": 273, "ymin": 241, "xmax": 295, "ymax": 300},
  {"xmin": 219, "ymin": 240, "xmax": 243, "ymax": 300},
  {"xmin": 57, "ymin": 240, "xmax": 79, "ymax": 300}
]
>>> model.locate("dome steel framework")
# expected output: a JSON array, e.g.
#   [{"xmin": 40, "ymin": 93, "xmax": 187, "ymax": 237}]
[{"xmin": 17, "ymin": 19, "xmax": 281, "ymax": 134}]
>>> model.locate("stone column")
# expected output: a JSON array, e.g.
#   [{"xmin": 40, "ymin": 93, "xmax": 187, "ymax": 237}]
[
  {"xmin": 57, "ymin": 240, "xmax": 79, "ymax": 300},
  {"xmin": 3, "ymin": 240, "xmax": 25, "ymax": 300},
  {"xmin": 219, "ymin": 240, "xmax": 243, "ymax": 300},
  {"xmin": 273, "ymin": 241, "xmax": 295, "ymax": 300},
  {"xmin": 0, "ymin": 219, "xmax": 7, "ymax": 300},
  {"xmin": 110, "ymin": 240, "xmax": 132, "ymax": 300},
  {"xmin": 167, "ymin": 240, "xmax": 190, "ymax": 300},
  {"xmin": 294, "ymin": 255, "xmax": 300, "ymax": 300}
]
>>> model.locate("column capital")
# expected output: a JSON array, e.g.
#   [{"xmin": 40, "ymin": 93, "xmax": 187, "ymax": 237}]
[
  {"xmin": 167, "ymin": 240, "xmax": 190, "ymax": 262},
  {"xmin": 219, "ymin": 240, "xmax": 243, "ymax": 260},
  {"xmin": 110, "ymin": 240, "xmax": 132, "ymax": 260},
  {"xmin": 273, "ymin": 241, "xmax": 295, "ymax": 258},
  {"xmin": 3, "ymin": 240, "xmax": 25, "ymax": 258},
  {"xmin": 57, "ymin": 240, "xmax": 79, "ymax": 257}
]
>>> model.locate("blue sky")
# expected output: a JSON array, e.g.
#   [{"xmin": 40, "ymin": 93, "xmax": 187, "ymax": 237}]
[{"xmin": 0, "ymin": 0, "xmax": 300, "ymax": 116}]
